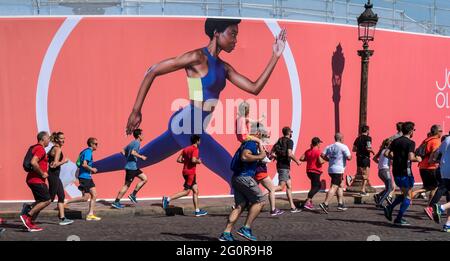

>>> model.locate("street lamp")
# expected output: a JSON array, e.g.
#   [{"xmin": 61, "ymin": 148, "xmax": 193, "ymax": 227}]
[
  {"xmin": 357, "ymin": 0, "xmax": 378, "ymax": 133},
  {"xmin": 347, "ymin": 0, "xmax": 378, "ymax": 196}
]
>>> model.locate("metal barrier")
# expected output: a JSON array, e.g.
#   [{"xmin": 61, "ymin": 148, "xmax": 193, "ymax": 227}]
[{"xmin": 0, "ymin": 0, "xmax": 449, "ymax": 36}]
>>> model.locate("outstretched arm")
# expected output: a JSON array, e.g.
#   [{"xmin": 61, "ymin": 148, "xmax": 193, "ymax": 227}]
[
  {"xmin": 225, "ymin": 29, "xmax": 287, "ymax": 95},
  {"xmin": 126, "ymin": 50, "xmax": 203, "ymax": 135}
]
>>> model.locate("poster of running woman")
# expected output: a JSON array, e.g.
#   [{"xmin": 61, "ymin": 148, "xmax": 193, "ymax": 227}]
[{"xmin": 0, "ymin": 16, "xmax": 449, "ymax": 203}]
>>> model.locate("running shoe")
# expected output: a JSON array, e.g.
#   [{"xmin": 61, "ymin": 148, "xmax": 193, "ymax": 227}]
[
  {"xmin": 433, "ymin": 204, "xmax": 442, "ymax": 224},
  {"xmin": 162, "ymin": 196, "xmax": 169, "ymax": 209},
  {"xmin": 386, "ymin": 196, "xmax": 393, "ymax": 205},
  {"xmin": 424, "ymin": 206, "xmax": 433, "ymax": 221},
  {"xmin": 337, "ymin": 204, "xmax": 348, "ymax": 211},
  {"xmin": 319, "ymin": 203, "xmax": 329, "ymax": 214},
  {"xmin": 346, "ymin": 175, "xmax": 353, "ymax": 187},
  {"xmin": 218, "ymin": 232, "xmax": 235, "ymax": 241},
  {"xmin": 20, "ymin": 214, "xmax": 33, "ymax": 230},
  {"xmin": 383, "ymin": 205, "xmax": 393, "ymax": 221},
  {"xmin": 290, "ymin": 208, "xmax": 302, "ymax": 213},
  {"xmin": 237, "ymin": 226, "xmax": 257, "ymax": 241},
  {"xmin": 28, "ymin": 223, "xmax": 44, "ymax": 232},
  {"xmin": 394, "ymin": 218, "xmax": 411, "ymax": 226},
  {"xmin": 20, "ymin": 203, "xmax": 31, "ymax": 216},
  {"xmin": 59, "ymin": 217, "xmax": 74, "ymax": 226},
  {"xmin": 194, "ymin": 209, "xmax": 208, "ymax": 217},
  {"xmin": 0, "ymin": 218, "xmax": 6, "ymax": 224},
  {"xmin": 0, "ymin": 228, "xmax": 5, "ymax": 235},
  {"xmin": 442, "ymin": 224, "xmax": 450, "ymax": 232},
  {"xmin": 128, "ymin": 194, "xmax": 138, "ymax": 204},
  {"xmin": 86, "ymin": 215, "xmax": 101, "ymax": 221},
  {"xmin": 111, "ymin": 201, "xmax": 125, "ymax": 209},
  {"xmin": 303, "ymin": 202, "xmax": 314, "ymax": 211},
  {"xmin": 373, "ymin": 194, "xmax": 380, "ymax": 205},
  {"xmin": 270, "ymin": 208, "xmax": 284, "ymax": 216}
]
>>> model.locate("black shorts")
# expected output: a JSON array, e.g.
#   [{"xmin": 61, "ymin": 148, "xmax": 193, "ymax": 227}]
[
  {"xmin": 78, "ymin": 178, "xmax": 96, "ymax": 194},
  {"xmin": 27, "ymin": 183, "xmax": 51, "ymax": 202},
  {"xmin": 183, "ymin": 174, "xmax": 197, "ymax": 190},
  {"xmin": 329, "ymin": 173, "xmax": 343, "ymax": 186},
  {"xmin": 419, "ymin": 169, "xmax": 438, "ymax": 190},
  {"xmin": 125, "ymin": 169, "xmax": 143, "ymax": 183},
  {"xmin": 357, "ymin": 156, "xmax": 371, "ymax": 168}
]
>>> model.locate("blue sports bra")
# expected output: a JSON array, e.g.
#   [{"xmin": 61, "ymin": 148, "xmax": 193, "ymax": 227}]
[{"xmin": 187, "ymin": 47, "xmax": 226, "ymax": 102}]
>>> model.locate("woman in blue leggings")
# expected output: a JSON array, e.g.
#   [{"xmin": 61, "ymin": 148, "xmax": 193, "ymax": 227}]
[{"xmin": 94, "ymin": 18, "xmax": 287, "ymax": 185}]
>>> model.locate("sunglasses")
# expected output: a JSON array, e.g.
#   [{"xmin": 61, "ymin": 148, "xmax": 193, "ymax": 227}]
[{"xmin": 92, "ymin": 143, "xmax": 98, "ymax": 146}]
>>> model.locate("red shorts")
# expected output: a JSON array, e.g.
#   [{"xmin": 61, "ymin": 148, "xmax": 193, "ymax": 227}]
[
  {"xmin": 255, "ymin": 172, "xmax": 269, "ymax": 182},
  {"xmin": 183, "ymin": 174, "xmax": 197, "ymax": 190}
]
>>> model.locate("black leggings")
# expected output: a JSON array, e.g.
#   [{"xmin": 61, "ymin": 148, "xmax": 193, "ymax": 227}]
[
  {"xmin": 48, "ymin": 174, "xmax": 65, "ymax": 203},
  {"xmin": 307, "ymin": 172, "xmax": 321, "ymax": 199}
]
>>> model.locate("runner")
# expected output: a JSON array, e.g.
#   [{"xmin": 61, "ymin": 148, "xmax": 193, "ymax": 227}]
[
  {"xmin": 319, "ymin": 133, "xmax": 352, "ymax": 214},
  {"xmin": 431, "ymin": 134, "xmax": 450, "ymax": 232},
  {"xmin": 352, "ymin": 125, "xmax": 374, "ymax": 196},
  {"xmin": 47, "ymin": 132, "xmax": 73, "ymax": 225},
  {"xmin": 299, "ymin": 137, "xmax": 325, "ymax": 210},
  {"xmin": 412, "ymin": 125, "xmax": 442, "ymax": 203},
  {"xmin": 20, "ymin": 131, "xmax": 52, "ymax": 232},
  {"xmin": 273, "ymin": 127, "xmax": 302, "ymax": 213},
  {"xmin": 219, "ymin": 123, "xmax": 267, "ymax": 241},
  {"xmin": 253, "ymin": 124, "xmax": 283, "ymax": 216},
  {"xmin": 64, "ymin": 138, "xmax": 101, "ymax": 221},
  {"xmin": 382, "ymin": 122, "xmax": 422, "ymax": 226},
  {"xmin": 372, "ymin": 138, "xmax": 394, "ymax": 208},
  {"xmin": 112, "ymin": 129, "xmax": 148, "ymax": 209},
  {"xmin": 162, "ymin": 135, "xmax": 208, "ymax": 217}
]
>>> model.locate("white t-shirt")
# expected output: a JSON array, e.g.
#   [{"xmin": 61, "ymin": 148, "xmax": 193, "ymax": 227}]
[
  {"xmin": 322, "ymin": 142, "xmax": 351, "ymax": 174},
  {"xmin": 438, "ymin": 136, "xmax": 450, "ymax": 179},
  {"xmin": 378, "ymin": 149, "xmax": 391, "ymax": 170}
]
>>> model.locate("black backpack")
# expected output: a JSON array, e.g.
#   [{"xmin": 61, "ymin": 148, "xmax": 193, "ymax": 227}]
[
  {"xmin": 415, "ymin": 137, "xmax": 438, "ymax": 158},
  {"xmin": 273, "ymin": 137, "xmax": 289, "ymax": 158},
  {"xmin": 22, "ymin": 145, "xmax": 40, "ymax": 172}
]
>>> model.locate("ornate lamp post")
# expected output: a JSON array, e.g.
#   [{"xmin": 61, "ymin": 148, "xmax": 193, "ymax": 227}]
[{"xmin": 347, "ymin": 0, "xmax": 378, "ymax": 195}]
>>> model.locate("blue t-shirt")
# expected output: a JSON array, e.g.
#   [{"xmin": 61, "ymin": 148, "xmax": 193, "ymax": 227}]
[
  {"xmin": 124, "ymin": 140, "xmax": 140, "ymax": 170},
  {"xmin": 78, "ymin": 148, "xmax": 93, "ymax": 180},
  {"xmin": 234, "ymin": 141, "xmax": 259, "ymax": 177}
]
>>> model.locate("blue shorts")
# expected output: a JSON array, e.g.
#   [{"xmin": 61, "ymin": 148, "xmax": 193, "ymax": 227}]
[{"xmin": 394, "ymin": 176, "xmax": 415, "ymax": 189}]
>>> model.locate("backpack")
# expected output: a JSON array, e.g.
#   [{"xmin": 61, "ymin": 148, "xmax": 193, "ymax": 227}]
[
  {"xmin": 76, "ymin": 148, "xmax": 89, "ymax": 168},
  {"xmin": 230, "ymin": 143, "xmax": 247, "ymax": 173},
  {"xmin": 273, "ymin": 137, "xmax": 289, "ymax": 158},
  {"xmin": 415, "ymin": 137, "xmax": 437, "ymax": 158},
  {"xmin": 22, "ymin": 145, "xmax": 41, "ymax": 172}
]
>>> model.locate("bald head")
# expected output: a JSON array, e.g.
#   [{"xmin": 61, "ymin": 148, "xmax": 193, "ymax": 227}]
[{"xmin": 334, "ymin": 132, "xmax": 343, "ymax": 142}]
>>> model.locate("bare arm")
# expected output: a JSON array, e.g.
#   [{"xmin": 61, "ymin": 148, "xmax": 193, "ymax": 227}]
[
  {"xmin": 409, "ymin": 152, "xmax": 422, "ymax": 162},
  {"xmin": 288, "ymin": 149, "xmax": 300, "ymax": 166},
  {"xmin": 131, "ymin": 150, "xmax": 147, "ymax": 161},
  {"xmin": 241, "ymin": 148, "xmax": 266, "ymax": 162},
  {"xmin": 31, "ymin": 155, "xmax": 47, "ymax": 178},
  {"xmin": 82, "ymin": 160, "xmax": 97, "ymax": 174},
  {"xmin": 191, "ymin": 156, "xmax": 202, "ymax": 164},
  {"xmin": 50, "ymin": 147, "xmax": 68, "ymax": 168},
  {"xmin": 224, "ymin": 29, "xmax": 286, "ymax": 95},
  {"xmin": 176, "ymin": 153, "xmax": 184, "ymax": 164},
  {"xmin": 299, "ymin": 154, "xmax": 306, "ymax": 162},
  {"xmin": 126, "ymin": 51, "xmax": 203, "ymax": 134}
]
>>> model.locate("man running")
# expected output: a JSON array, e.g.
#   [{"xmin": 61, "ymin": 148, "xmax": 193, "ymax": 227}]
[
  {"xmin": 219, "ymin": 123, "xmax": 266, "ymax": 241},
  {"xmin": 112, "ymin": 129, "xmax": 148, "ymax": 209},
  {"xmin": 20, "ymin": 131, "xmax": 52, "ymax": 232},
  {"xmin": 162, "ymin": 135, "xmax": 208, "ymax": 217},
  {"xmin": 273, "ymin": 127, "xmax": 301, "ymax": 213},
  {"xmin": 383, "ymin": 122, "xmax": 422, "ymax": 226},
  {"xmin": 352, "ymin": 125, "xmax": 374, "ymax": 196},
  {"xmin": 65, "ymin": 138, "xmax": 101, "ymax": 221},
  {"xmin": 319, "ymin": 133, "xmax": 352, "ymax": 213}
]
